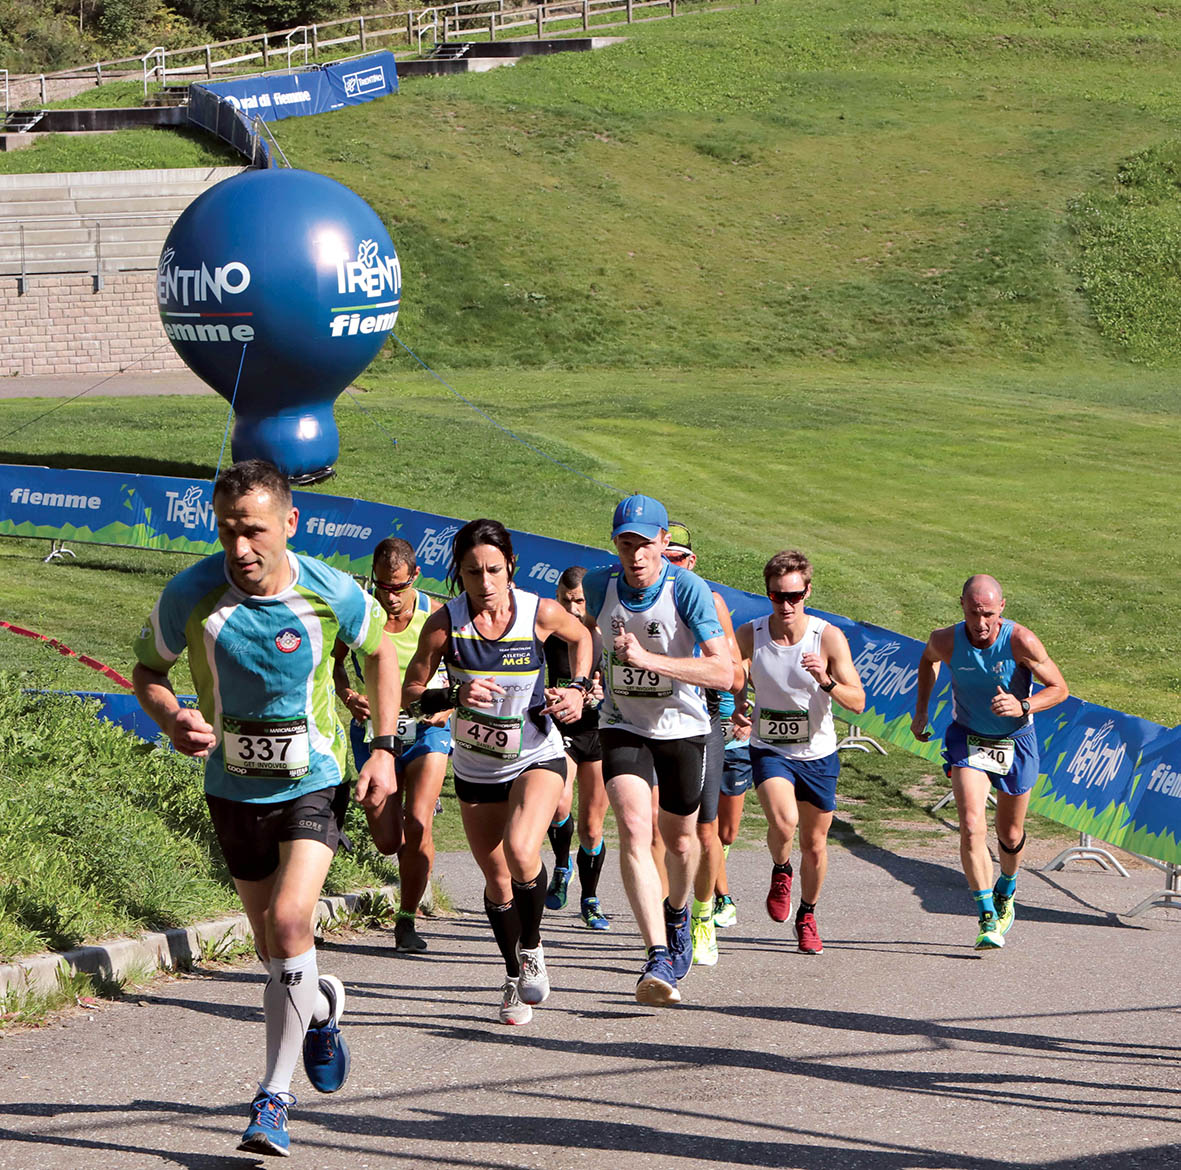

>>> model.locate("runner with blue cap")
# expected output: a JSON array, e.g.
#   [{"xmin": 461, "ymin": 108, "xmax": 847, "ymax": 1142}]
[{"xmin": 583, "ymin": 495, "xmax": 734, "ymax": 1005}]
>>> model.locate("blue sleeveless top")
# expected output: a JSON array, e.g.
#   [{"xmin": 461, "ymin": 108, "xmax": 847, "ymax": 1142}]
[{"xmin": 950, "ymin": 619, "xmax": 1032, "ymax": 738}]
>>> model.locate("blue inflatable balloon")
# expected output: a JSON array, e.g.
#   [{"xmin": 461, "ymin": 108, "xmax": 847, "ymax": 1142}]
[{"xmin": 157, "ymin": 168, "xmax": 400, "ymax": 481}]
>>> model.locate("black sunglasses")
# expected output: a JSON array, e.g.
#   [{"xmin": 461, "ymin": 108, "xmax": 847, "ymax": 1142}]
[{"xmin": 768, "ymin": 588, "xmax": 808, "ymax": 604}]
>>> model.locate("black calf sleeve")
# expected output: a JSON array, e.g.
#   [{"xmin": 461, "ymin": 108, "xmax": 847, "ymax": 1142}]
[{"xmin": 484, "ymin": 893, "xmax": 521, "ymax": 977}]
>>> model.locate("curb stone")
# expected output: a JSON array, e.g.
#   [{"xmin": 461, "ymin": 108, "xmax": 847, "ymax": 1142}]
[{"xmin": 0, "ymin": 883, "xmax": 404, "ymax": 997}]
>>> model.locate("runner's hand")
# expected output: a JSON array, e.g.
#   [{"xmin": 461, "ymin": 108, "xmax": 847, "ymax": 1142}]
[
  {"xmin": 543, "ymin": 686, "xmax": 585, "ymax": 723},
  {"xmin": 463, "ymin": 676, "xmax": 504, "ymax": 709},
  {"xmin": 910, "ymin": 715, "xmax": 932, "ymax": 743},
  {"xmin": 614, "ymin": 631, "xmax": 650, "ymax": 670},
  {"xmin": 355, "ymin": 751, "xmax": 397, "ymax": 809},
  {"xmin": 991, "ymin": 685, "xmax": 1022, "ymax": 717},
  {"xmin": 170, "ymin": 707, "xmax": 216, "ymax": 758},
  {"xmin": 800, "ymin": 651, "xmax": 832, "ymax": 689}
]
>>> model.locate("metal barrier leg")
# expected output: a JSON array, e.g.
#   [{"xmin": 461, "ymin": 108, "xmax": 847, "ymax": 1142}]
[
  {"xmin": 836, "ymin": 723, "xmax": 887, "ymax": 755},
  {"xmin": 43, "ymin": 539, "xmax": 76, "ymax": 563},
  {"xmin": 931, "ymin": 786, "xmax": 995, "ymax": 813},
  {"xmin": 1043, "ymin": 832, "xmax": 1130, "ymax": 877},
  {"xmin": 1124, "ymin": 864, "xmax": 1181, "ymax": 918}
]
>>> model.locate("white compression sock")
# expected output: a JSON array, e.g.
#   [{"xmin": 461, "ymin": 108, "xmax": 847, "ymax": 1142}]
[{"xmin": 260, "ymin": 947, "xmax": 320, "ymax": 1095}]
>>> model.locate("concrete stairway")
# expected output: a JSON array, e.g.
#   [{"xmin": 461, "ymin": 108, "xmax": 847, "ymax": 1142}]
[{"xmin": 0, "ymin": 166, "xmax": 246, "ymax": 280}]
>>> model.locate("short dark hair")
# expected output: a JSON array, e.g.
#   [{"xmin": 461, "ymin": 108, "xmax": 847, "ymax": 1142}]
[
  {"xmin": 212, "ymin": 459, "xmax": 291, "ymax": 510},
  {"xmin": 449, "ymin": 518, "xmax": 516, "ymax": 593},
  {"xmin": 373, "ymin": 537, "xmax": 416, "ymax": 574},
  {"xmin": 763, "ymin": 548, "xmax": 813, "ymax": 591},
  {"xmin": 558, "ymin": 565, "xmax": 586, "ymax": 591}
]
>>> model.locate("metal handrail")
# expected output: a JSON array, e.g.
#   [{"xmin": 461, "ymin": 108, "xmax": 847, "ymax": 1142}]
[
  {"xmin": 250, "ymin": 115, "xmax": 292, "ymax": 168},
  {"xmin": 0, "ymin": 213, "xmax": 178, "ymax": 286},
  {"xmin": 141, "ymin": 47, "xmax": 166, "ymax": 98},
  {"xmin": 284, "ymin": 26, "xmax": 311, "ymax": 68}
]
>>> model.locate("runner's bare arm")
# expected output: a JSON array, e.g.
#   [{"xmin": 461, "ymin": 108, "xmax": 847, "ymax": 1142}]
[
  {"xmin": 356, "ymin": 633, "xmax": 400, "ymax": 808},
  {"xmin": 713, "ymin": 593, "xmax": 745, "ymax": 693},
  {"xmin": 991, "ymin": 624, "xmax": 1069, "ymax": 718},
  {"xmin": 910, "ymin": 626, "xmax": 954, "ymax": 741},
  {"xmin": 332, "ymin": 638, "xmax": 370, "ymax": 722},
  {"xmin": 614, "ymin": 631, "xmax": 733, "ymax": 691},
  {"xmin": 132, "ymin": 663, "xmax": 216, "ymax": 758},
  {"xmin": 807, "ymin": 625, "xmax": 866, "ymax": 714},
  {"xmin": 537, "ymin": 597, "xmax": 594, "ymax": 720}
]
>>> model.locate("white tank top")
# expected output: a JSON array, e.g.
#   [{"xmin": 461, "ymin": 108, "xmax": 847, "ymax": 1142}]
[
  {"xmin": 444, "ymin": 588, "xmax": 564, "ymax": 783},
  {"xmin": 749, "ymin": 615, "xmax": 837, "ymax": 761},
  {"xmin": 597, "ymin": 570, "xmax": 710, "ymax": 740}
]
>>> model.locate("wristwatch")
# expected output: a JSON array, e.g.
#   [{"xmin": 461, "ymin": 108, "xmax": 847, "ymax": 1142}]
[
  {"xmin": 567, "ymin": 676, "xmax": 592, "ymax": 693},
  {"xmin": 370, "ymin": 734, "xmax": 399, "ymax": 754},
  {"xmin": 819, "ymin": 678, "xmax": 837, "ymax": 693},
  {"xmin": 1020, "ymin": 699, "xmax": 1031, "ymax": 716}
]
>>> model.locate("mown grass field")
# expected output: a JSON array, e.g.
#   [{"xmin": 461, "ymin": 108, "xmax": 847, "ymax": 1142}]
[{"xmin": 2, "ymin": 0, "xmax": 1179, "ymax": 956}]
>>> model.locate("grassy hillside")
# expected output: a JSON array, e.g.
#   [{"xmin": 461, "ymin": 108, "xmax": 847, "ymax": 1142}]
[
  {"xmin": 1, "ymin": 361, "xmax": 1178, "ymax": 723},
  {"xmin": 261, "ymin": 0, "xmax": 1181, "ymax": 369},
  {"xmin": 1, "ymin": 0, "xmax": 1178, "ymax": 958}
]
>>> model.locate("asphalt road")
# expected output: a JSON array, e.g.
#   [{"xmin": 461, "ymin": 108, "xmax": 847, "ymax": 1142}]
[{"xmin": 1, "ymin": 840, "xmax": 1178, "ymax": 1170}]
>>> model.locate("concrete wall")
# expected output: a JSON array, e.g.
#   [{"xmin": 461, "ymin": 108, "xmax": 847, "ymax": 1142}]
[{"xmin": 2, "ymin": 270, "xmax": 185, "ymax": 377}]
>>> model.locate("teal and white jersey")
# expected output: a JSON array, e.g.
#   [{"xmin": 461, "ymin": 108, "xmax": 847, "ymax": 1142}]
[{"xmin": 133, "ymin": 550, "xmax": 385, "ymax": 803}]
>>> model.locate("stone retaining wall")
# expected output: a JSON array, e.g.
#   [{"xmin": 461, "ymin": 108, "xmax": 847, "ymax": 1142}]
[{"xmin": 2, "ymin": 270, "xmax": 184, "ymax": 376}]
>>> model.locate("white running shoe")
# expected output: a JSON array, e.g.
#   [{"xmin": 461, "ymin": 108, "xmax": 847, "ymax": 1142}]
[
  {"xmin": 498, "ymin": 976, "xmax": 532, "ymax": 1025},
  {"xmin": 516, "ymin": 943, "xmax": 551, "ymax": 1005}
]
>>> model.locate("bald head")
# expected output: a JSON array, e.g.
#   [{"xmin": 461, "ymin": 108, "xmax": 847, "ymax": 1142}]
[
  {"xmin": 961, "ymin": 574, "xmax": 1003, "ymax": 605},
  {"xmin": 960, "ymin": 574, "xmax": 1006, "ymax": 646}
]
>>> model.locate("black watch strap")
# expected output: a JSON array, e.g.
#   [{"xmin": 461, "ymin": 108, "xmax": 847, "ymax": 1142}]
[
  {"xmin": 370, "ymin": 734, "xmax": 399, "ymax": 754},
  {"xmin": 567, "ymin": 676, "xmax": 592, "ymax": 693},
  {"xmin": 819, "ymin": 678, "xmax": 837, "ymax": 693}
]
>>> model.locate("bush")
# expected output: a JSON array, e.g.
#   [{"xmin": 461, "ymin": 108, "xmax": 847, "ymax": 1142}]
[{"xmin": 0, "ymin": 674, "xmax": 396, "ymax": 960}]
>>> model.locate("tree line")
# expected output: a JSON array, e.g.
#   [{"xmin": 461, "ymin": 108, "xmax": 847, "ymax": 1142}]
[{"xmin": 0, "ymin": 0, "xmax": 391, "ymax": 73}]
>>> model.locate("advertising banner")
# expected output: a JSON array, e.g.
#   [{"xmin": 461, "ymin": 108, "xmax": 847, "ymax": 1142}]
[
  {"xmin": 191, "ymin": 52, "xmax": 397, "ymax": 124},
  {"xmin": 4, "ymin": 463, "xmax": 1179, "ymax": 862}
]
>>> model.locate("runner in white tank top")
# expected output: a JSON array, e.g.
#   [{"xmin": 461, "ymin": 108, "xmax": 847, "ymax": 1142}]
[
  {"xmin": 749, "ymin": 615, "xmax": 838, "ymax": 761},
  {"xmin": 402, "ymin": 519, "xmax": 593, "ymax": 1027},
  {"xmin": 735, "ymin": 549, "xmax": 864, "ymax": 958}
]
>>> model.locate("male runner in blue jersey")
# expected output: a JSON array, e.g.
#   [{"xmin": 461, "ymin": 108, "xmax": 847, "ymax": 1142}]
[
  {"xmin": 911, "ymin": 574, "xmax": 1068, "ymax": 951},
  {"xmin": 583, "ymin": 495, "xmax": 733, "ymax": 1005},
  {"xmin": 132, "ymin": 460, "xmax": 400, "ymax": 1157}
]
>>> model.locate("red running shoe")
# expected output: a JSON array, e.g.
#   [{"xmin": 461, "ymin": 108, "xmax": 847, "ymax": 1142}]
[
  {"xmin": 766, "ymin": 868, "xmax": 792, "ymax": 922},
  {"xmin": 795, "ymin": 911, "xmax": 823, "ymax": 954}
]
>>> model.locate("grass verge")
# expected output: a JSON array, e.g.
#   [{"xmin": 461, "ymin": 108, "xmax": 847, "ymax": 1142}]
[{"xmin": 0, "ymin": 668, "xmax": 398, "ymax": 960}]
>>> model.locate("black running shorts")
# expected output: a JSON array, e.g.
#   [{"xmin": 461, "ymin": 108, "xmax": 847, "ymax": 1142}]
[
  {"xmin": 205, "ymin": 785, "xmax": 345, "ymax": 882},
  {"xmin": 697, "ymin": 717, "xmax": 725, "ymax": 825},
  {"xmin": 454, "ymin": 755, "xmax": 567, "ymax": 804},
  {"xmin": 562, "ymin": 727, "xmax": 602, "ymax": 766},
  {"xmin": 600, "ymin": 728, "xmax": 706, "ymax": 817}
]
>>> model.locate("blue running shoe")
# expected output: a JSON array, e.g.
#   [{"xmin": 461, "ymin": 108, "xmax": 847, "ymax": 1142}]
[
  {"xmin": 545, "ymin": 864, "xmax": 572, "ymax": 911},
  {"xmin": 580, "ymin": 897, "xmax": 611, "ymax": 931},
  {"xmin": 664, "ymin": 900, "xmax": 692, "ymax": 980},
  {"xmin": 302, "ymin": 974, "xmax": 350, "ymax": 1094},
  {"xmin": 636, "ymin": 953, "xmax": 681, "ymax": 1006},
  {"xmin": 238, "ymin": 1087, "xmax": 296, "ymax": 1157}
]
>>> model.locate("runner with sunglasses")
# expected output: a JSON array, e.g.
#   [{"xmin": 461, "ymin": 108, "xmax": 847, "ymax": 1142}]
[
  {"xmin": 402, "ymin": 519, "xmax": 593, "ymax": 1024},
  {"xmin": 333, "ymin": 538, "xmax": 452, "ymax": 954},
  {"xmin": 583, "ymin": 495, "xmax": 734, "ymax": 1005},
  {"xmin": 734, "ymin": 549, "xmax": 865, "ymax": 956},
  {"xmin": 911, "ymin": 574, "xmax": 1069, "ymax": 951}
]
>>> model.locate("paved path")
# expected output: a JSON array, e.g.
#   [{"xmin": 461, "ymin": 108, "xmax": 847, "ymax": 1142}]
[
  {"xmin": 1, "ymin": 843, "xmax": 1179, "ymax": 1169},
  {"xmin": 0, "ymin": 372, "xmax": 213, "ymax": 399}
]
